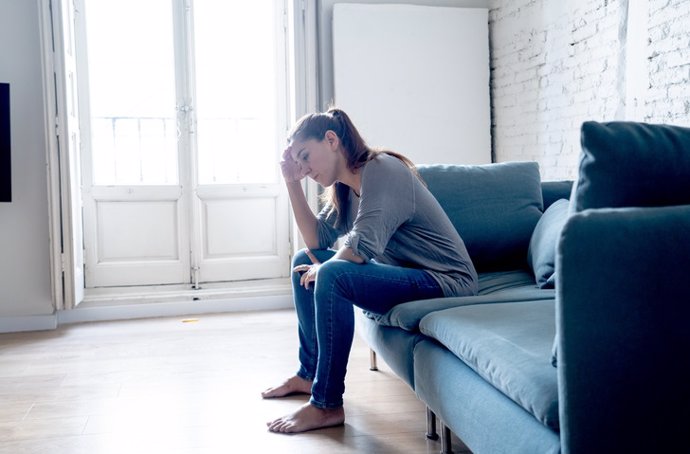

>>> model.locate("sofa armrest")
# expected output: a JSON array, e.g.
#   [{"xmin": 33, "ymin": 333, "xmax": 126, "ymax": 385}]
[{"xmin": 556, "ymin": 205, "xmax": 690, "ymax": 454}]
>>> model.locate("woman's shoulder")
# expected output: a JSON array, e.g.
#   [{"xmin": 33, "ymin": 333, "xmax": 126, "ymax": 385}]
[{"xmin": 364, "ymin": 152, "xmax": 413, "ymax": 177}]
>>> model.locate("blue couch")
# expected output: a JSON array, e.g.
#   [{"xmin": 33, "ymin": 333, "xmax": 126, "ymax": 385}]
[{"xmin": 355, "ymin": 121, "xmax": 690, "ymax": 454}]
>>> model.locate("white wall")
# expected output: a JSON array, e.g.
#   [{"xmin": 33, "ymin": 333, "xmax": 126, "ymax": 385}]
[
  {"xmin": 645, "ymin": 0, "xmax": 690, "ymax": 124},
  {"xmin": 489, "ymin": 0, "xmax": 625, "ymax": 180},
  {"xmin": 0, "ymin": 0, "xmax": 54, "ymax": 320},
  {"xmin": 332, "ymin": 4, "xmax": 491, "ymax": 165},
  {"xmin": 317, "ymin": 0, "xmax": 490, "ymax": 109},
  {"xmin": 489, "ymin": 0, "xmax": 690, "ymax": 180}
]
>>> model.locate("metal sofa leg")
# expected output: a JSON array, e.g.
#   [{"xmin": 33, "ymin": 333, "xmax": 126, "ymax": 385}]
[
  {"xmin": 440, "ymin": 422, "xmax": 454, "ymax": 454},
  {"xmin": 369, "ymin": 348, "xmax": 378, "ymax": 371},
  {"xmin": 426, "ymin": 407, "xmax": 439, "ymax": 440}
]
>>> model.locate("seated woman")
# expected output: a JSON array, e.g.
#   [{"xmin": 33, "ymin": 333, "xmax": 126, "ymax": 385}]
[{"xmin": 263, "ymin": 107, "xmax": 478, "ymax": 433}]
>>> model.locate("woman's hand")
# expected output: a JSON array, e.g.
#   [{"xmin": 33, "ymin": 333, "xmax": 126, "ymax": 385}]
[
  {"xmin": 280, "ymin": 145, "xmax": 306, "ymax": 183},
  {"xmin": 292, "ymin": 249, "xmax": 321, "ymax": 288}
]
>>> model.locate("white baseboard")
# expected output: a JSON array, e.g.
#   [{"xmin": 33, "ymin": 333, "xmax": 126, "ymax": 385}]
[
  {"xmin": 58, "ymin": 294, "xmax": 293, "ymax": 325},
  {"xmin": 0, "ymin": 294, "xmax": 293, "ymax": 333},
  {"xmin": 0, "ymin": 313, "xmax": 58, "ymax": 334}
]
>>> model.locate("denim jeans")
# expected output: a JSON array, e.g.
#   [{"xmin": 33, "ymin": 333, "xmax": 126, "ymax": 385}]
[{"xmin": 291, "ymin": 248, "xmax": 444, "ymax": 409}]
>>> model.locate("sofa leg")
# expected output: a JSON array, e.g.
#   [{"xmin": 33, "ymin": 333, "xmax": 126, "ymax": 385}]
[
  {"xmin": 369, "ymin": 348, "xmax": 378, "ymax": 371},
  {"xmin": 440, "ymin": 422, "xmax": 454, "ymax": 454},
  {"xmin": 426, "ymin": 407, "xmax": 439, "ymax": 440}
]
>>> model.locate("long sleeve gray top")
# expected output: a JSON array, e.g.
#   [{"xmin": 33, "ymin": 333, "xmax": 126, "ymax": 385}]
[{"xmin": 315, "ymin": 153, "xmax": 478, "ymax": 297}]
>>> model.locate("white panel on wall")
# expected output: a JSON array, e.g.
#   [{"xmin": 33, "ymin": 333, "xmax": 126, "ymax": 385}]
[
  {"xmin": 97, "ymin": 201, "xmax": 179, "ymax": 262},
  {"xmin": 203, "ymin": 198, "xmax": 277, "ymax": 258},
  {"xmin": 333, "ymin": 3, "xmax": 491, "ymax": 165}
]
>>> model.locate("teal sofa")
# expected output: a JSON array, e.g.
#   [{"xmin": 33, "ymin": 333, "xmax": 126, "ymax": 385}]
[{"xmin": 355, "ymin": 121, "xmax": 690, "ymax": 454}]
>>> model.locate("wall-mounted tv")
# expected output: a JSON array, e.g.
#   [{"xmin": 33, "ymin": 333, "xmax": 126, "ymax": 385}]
[{"xmin": 0, "ymin": 83, "xmax": 10, "ymax": 202}]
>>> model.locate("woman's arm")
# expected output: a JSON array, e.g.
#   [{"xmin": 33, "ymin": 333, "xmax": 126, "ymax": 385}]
[
  {"xmin": 333, "ymin": 245, "xmax": 364, "ymax": 263},
  {"xmin": 280, "ymin": 146, "xmax": 321, "ymax": 248},
  {"xmin": 285, "ymin": 180, "xmax": 319, "ymax": 249},
  {"xmin": 296, "ymin": 245, "xmax": 363, "ymax": 289}
]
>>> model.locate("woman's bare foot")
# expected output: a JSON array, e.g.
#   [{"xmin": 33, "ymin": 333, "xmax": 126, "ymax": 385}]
[
  {"xmin": 261, "ymin": 375, "xmax": 313, "ymax": 399},
  {"xmin": 267, "ymin": 402, "xmax": 345, "ymax": 433}
]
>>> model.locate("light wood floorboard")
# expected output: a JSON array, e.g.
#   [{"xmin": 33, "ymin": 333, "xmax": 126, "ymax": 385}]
[{"xmin": 0, "ymin": 309, "xmax": 470, "ymax": 453}]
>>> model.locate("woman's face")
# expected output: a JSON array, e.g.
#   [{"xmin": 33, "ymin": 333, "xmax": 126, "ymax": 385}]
[{"xmin": 290, "ymin": 131, "xmax": 342, "ymax": 187}]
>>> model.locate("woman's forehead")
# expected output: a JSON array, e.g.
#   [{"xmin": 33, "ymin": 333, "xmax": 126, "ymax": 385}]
[
  {"xmin": 290, "ymin": 137, "xmax": 319, "ymax": 155},
  {"xmin": 289, "ymin": 139, "xmax": 307, "ymax": 159}
]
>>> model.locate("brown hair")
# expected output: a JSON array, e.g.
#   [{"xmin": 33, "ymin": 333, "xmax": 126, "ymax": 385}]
[{"xmin": 287, "ymin": 107, "xmax": 421, "ymax": 229}]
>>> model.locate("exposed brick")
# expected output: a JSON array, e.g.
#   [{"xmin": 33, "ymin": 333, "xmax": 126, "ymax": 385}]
[{"xmin": 490, "ymin": 0, "xmax": 690, "ymax": 180}]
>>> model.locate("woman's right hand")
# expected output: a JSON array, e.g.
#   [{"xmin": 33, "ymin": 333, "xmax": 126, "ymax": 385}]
[
  {"xmin": 280, "ymin": 145, "xmax": 306, "ymax": 183},
  {"xmin": 292, "ymin": 249, "xmax": 322, "ymax": 288}
]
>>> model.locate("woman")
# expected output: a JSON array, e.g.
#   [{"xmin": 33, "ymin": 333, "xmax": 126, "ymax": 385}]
[{"xmin": 263, "ymin": 108, "xmax": 478, "ymax": 433}]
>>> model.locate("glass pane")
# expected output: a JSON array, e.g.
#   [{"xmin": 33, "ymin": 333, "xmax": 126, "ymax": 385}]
[
  {"xmin": 84, "ymin": 0, "xmax": 178, "ymax": 185},
  {"xmin": 194, "ymin": 0, "xmax": 280, "ymax": 184}
]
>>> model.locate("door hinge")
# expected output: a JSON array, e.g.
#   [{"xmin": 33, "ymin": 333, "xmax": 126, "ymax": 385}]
[{"xmin": 60, "ymin": 253, "xmax": 67, "ymax": 272}]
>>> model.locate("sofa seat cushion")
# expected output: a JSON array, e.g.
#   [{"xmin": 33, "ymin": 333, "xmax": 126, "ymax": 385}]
[
  {"xmin": 368, "ymin": 270, "xmax": 554, "ymax": 331},
  {"xmin": 419, "ymin": 300, "xmax": 559, "ymax": 430}
]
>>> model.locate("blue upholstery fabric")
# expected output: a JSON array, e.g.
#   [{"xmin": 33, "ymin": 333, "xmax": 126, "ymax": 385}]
[
  {"xmin": 528, "ymin": 199, "xmax": 570, "ymax": 288},
  {"xmin": 575, "ymin": 121, "xmax": 690, "ymax": 212},
  {"xmin": 370, "ymin": 270, "xmax": 553, "ymax": 331},
  {"xmin": 354, "ymin": 310, "xmax": 424, "ymax": 389},
  {"xmin": 557, "ymin": 205, "xmax": 690, "ymax": 453},
  {"xmin": 477, "ymin": 270, "xmax": 536, "ymax": 294},
  {"xmin": 541, "ymin": 180, "xmax": 573, "ymax": 209},
  {"xmin": 420, "ymin": 300, "xmax": 559, "ymax": 430},
  {"xmin": 418, "ymin": 162, "xmax": 543, "ymax": 272},
  {"xmin": 414, "ymin": 340, "xmax": 561, "ymax": 454}
]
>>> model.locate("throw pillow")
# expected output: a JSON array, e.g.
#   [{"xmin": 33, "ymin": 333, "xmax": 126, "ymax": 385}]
[
  {"xmin": 574, "ymin": 121, "xmax": 690, "ymax": 212},
  {"xmin": 527, "ymin": 198, "xmax": 570, "ymax": 288}
]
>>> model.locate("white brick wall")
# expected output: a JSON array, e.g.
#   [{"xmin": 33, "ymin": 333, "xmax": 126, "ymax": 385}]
[
  {"xmin": 489, "ymin": 0, "xmax": 690, "ymax": 180},
  {"xmin": 646, "ymin": 0, "xmax": 690, "ymax": 124}
]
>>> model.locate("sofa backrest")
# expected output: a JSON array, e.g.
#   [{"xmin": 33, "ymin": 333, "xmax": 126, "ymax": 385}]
[{"xmin": 418, "ymin": 161, "xmax": 543, "ymax": 272}]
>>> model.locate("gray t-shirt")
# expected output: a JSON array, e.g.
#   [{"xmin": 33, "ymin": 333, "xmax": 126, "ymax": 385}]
[{"xmin": 315, "ymin": 153, "xmax": 478, "ymax": 297}]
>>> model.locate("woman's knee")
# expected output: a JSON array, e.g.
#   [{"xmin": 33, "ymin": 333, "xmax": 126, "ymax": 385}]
[
  {"xmin": 292, "ymin": 249, "xmax": 313, "ymax": 268},
  {"xmin": 314, "ymin": 259, "xmax": 354, "ymax": 296}
]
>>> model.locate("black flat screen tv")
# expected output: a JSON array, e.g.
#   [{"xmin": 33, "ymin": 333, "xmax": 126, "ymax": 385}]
[{"xmin": 0, "ymin": 83, "xmax": 10, "ymax": 202}]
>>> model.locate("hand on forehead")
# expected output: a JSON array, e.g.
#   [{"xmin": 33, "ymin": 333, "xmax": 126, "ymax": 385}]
[{"xmin": 289, "ymin": 140, "xmax": 305, "ymax": 161}]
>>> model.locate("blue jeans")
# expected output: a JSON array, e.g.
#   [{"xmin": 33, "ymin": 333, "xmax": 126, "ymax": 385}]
[{"xmin": 291, "ymin": 248, "xmax": 444, "ymax": 409}]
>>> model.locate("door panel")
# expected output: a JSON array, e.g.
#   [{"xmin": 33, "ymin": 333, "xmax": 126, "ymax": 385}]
[
  {"xmin": 204, "ymin": 199, "xmax": 277, "ymax": 258},
  {"xmin": 190, "ymin": 0, "xmax": 290, "ymax": 285},
  {"xmin": 195, "ymin": 185, "xmax": 289, "ymax": 283},
  {"xmin": 84, "ymin": 186, "xmax": 189, "ymax": 287},
  {"xmin": 96, "ymin": 201, "xmax": 180, "ymax": 261}
]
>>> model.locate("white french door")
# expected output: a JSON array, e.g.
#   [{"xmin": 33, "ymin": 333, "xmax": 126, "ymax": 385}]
[{"xmin": 75, "ymin": 0, "xmax": 290, "ymax": 288}]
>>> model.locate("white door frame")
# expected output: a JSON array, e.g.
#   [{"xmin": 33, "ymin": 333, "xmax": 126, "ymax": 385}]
[{"xmin": 40, "ymin": 0, "xmax": 86, "ymax": 310}]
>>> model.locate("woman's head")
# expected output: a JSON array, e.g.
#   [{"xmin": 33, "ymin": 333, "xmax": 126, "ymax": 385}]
[
  {"xmin": 287, "ymin": 107, "xmax": 371, "ymax": 175},
  {"xmin": 287, "ymin": 107, "xmax": 420, "ymax": 228}
]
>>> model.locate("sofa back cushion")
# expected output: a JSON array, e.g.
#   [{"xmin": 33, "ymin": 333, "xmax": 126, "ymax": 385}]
[
  {"xmin": 418, "ymin": 161, "xmax": 543, "ymax": 272},
  {"xmin": 574, "ymin": 121, "xmax": 690, "ymax": 212},
  {"xmin": 541, "ymin": 180, "xmax": 573, "ymax": 209}
]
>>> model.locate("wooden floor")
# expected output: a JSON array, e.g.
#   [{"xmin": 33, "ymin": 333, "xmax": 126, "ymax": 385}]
[{"xmin": 0, "ymin": 309, "xmax": 470, "ymax": 454}]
